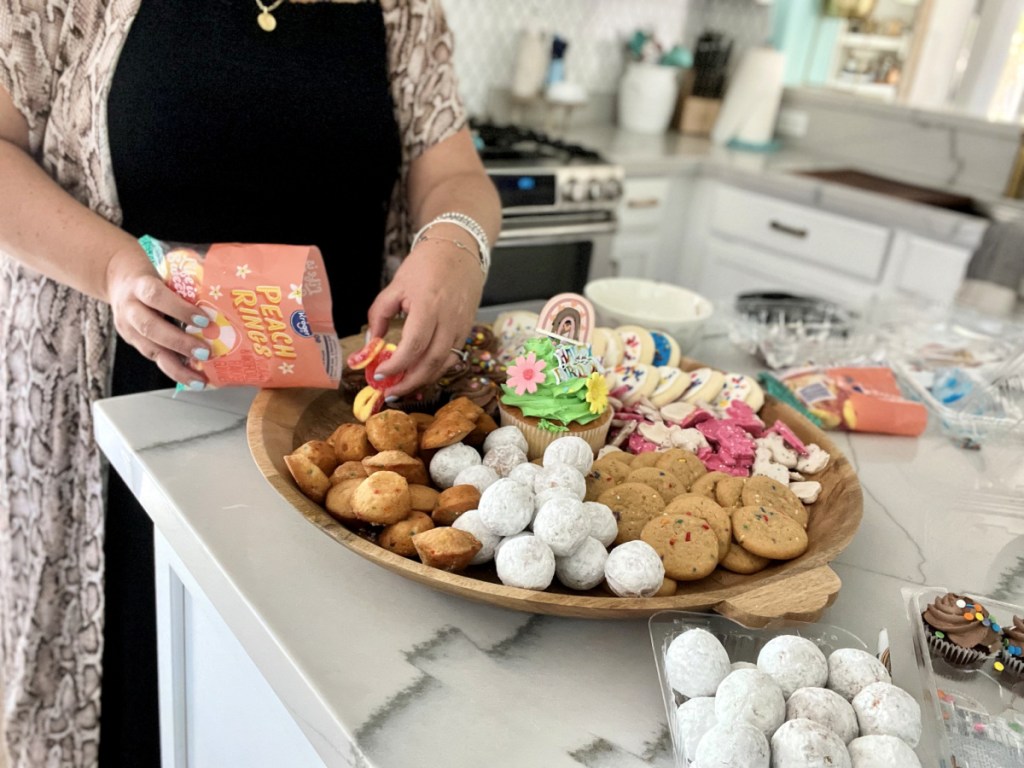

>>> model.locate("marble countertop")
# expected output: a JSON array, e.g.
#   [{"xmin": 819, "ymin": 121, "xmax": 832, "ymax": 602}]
[
  {"xmin": 93, "ymin": 334, "xmax": 1024, "ymax": 768},
  {"xmin": 562, "ymin": 124, "xmax": 1016, "ymax": 245}
]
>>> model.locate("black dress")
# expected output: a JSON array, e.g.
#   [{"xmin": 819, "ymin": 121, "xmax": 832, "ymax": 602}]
[{"xmin": 105, "ymin": 1, "xmax": 401, "ymax": 763}]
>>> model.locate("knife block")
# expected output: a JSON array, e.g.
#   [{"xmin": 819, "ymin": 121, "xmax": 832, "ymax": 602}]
[{"xmin": 677, "ymin": 96, "xmax": 721, "ymax": 136}]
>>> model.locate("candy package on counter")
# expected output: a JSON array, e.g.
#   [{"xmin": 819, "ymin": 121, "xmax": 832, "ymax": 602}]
[
  {"xmin": 140, "ymin": 236, "xmax": 342, "ymax": 389},
  {"xmin": 766, "ymin": 365, "xmax": 928, "ymax": 436}
]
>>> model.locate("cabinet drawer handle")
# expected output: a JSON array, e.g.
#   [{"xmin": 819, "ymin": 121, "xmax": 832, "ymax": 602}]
[
  {"xmin": 626, "ymin": 198, "xmax": 661, "ymax": 209},
  {"xmin": 769, "ymin": 220, "xmax": 808, "ymax": 238}
]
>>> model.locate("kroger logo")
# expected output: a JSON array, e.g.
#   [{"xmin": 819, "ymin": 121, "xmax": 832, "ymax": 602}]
[{"xmin": 290, "ymin": 310, "xmax": 312, "ymax": 337}]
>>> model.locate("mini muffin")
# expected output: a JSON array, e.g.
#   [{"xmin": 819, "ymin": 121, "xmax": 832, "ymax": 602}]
[
  {"xmin": 361, "ymin": 450, "xmax": 429, "ymax": 485},
  {"xmin": 378, "ymin": 511, "xmax": 435, "ymax": 557},
  {"xmin": 290, "ymin": 439, "xmax": 338, "ymax": 476},
  {"xmin": 329, "ymin": 422, "xmax": 375, "ymax": 463},
  {"xmin": 364, "ymin": 409, "xmax": 419, "ymax": 456},
  {"xmin": 329, "ymin": 460, "xmax": 369, "ymax": 485},
  {"xmin": 349, "ymin": 471, "xmax": 411, "ymax": 525},
  {"xmin": 998, "ymin": 614, "xmax": 1024, "ymax": 676},
  {"xmin": 921, "ymin": 592, "xmax": 1001, "ymax": 666},
  {"xmin": 431, "ymin": 484, "xmax": 481, "ymax": 526},
  {"xmin": 412, "ymin": 527, "xmax": 481, "ymax": 572}
]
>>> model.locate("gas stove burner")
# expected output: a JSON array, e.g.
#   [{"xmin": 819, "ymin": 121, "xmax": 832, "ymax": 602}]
[{"xmin": 470, "ymin": 120, "xmax": 603, "ymax": 165}]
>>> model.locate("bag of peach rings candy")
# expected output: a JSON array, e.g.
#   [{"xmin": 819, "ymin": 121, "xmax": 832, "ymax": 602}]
[{"xmin": 138, "ymin": 235, "xmax": 343, "ymax": 389}]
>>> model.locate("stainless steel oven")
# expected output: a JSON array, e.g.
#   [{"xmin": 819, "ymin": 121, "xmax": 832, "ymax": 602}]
[{"xmin": 471, "ymin": 123, "xmax": 624, "ymax": 323}]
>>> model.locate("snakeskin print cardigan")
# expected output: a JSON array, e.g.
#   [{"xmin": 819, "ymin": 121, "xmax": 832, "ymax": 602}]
[{"xmin": 0, "ymin": 2, "xmax": 465, "ymax": 765}]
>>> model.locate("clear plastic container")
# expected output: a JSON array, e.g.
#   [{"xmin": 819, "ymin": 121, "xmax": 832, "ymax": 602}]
[
  {"xmin": 883, "ymin": 309, "xmax": 1024, "ymax": 447},
  {"xmin": 727, "ymin": 292, "xmax": 884, "ymax": 370},
  {"xmin": 648, "ymin": 610, "xmax": 877, "ymax": 767},
  {"xmin": 903, "ymin": 587, "xmax": 1024, "ymax": 768}
]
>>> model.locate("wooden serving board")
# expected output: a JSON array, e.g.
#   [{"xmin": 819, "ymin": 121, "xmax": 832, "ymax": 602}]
[{"xmin": 247, "ymin": 364, "xmax": 862, "ymax": 624}]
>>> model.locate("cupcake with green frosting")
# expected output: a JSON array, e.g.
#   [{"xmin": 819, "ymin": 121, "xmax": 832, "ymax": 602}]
[{"xmin": 497, "ymin": 336, "xmax": 611, "ymax": 460}]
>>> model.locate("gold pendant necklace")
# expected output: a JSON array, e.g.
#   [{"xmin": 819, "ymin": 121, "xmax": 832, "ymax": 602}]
[{"xmin": 255, "ymin": 0, "xmax": 286, "ymax": 32}]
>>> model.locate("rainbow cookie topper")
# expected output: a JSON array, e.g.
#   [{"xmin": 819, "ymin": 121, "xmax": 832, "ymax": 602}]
[{"xmin": 536, "ymin": 292, "xmax": 595, "ymax": 347}]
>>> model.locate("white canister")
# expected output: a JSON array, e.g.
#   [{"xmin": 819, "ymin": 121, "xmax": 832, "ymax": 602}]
[{"xmin": 617, "ymin": 63, "xmax": 681, "ymax": 134}]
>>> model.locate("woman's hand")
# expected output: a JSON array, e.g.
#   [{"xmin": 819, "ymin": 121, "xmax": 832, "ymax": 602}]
[
  {"xmin": 105, "ymin": 244, "xmax": 212, "ymax": 388},
  {"xmin": 367, "ymin": 235, "xmax": 484, "ymax": 396}
]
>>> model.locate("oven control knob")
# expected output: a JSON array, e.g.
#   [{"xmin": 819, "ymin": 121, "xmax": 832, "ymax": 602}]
[
  {"xmin": 603, "ymin": 178, "xmax": 623, "ymax": 201},
  {"xmin": 587, "ymin": 179, "xmax": 604, "ymax": 201},
  {"xmin": 563, "ymin": 179, "xmax": 587, "ymax": 203}
]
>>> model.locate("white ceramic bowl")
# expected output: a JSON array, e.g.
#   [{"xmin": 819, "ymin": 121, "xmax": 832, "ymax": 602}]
[{"xmin": 584, "ymin": 277, "xmax": 713, "ymax": 352}]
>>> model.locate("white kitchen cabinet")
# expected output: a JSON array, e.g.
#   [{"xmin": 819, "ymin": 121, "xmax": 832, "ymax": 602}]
[
  {"xmin": 156, "ymin": 531, "xmax": 326, "ymax": 768},
  {"xmin": 889, "ymin": 230, "xmax": 973, "ymax": 304},
  {"xmin": 612, "ymin": 173, "xmax": 696, "ymax": 282},
  {"xmin": 684, "ymin": 178, "xmax": 985, "ymax": 313}
]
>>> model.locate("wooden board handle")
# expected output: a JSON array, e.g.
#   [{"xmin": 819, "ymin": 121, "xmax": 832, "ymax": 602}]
[{"xmin": 714, "ymin": 566, "xmax": 842, "ymax": 627}]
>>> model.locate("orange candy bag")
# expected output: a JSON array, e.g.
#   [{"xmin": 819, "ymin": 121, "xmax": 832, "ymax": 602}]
[
  {"xmin": 140, "ymin": 236, "xmax": 342, "ymax": 389},
  {"xmin": 775, "ymin": 365, "xmax": 928, "ymax": 437}
]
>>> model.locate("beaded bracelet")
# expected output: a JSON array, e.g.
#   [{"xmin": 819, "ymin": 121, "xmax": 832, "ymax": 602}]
[{"xmin": 412, "ymin": 211, "xmax": 491, "ymax": 276}]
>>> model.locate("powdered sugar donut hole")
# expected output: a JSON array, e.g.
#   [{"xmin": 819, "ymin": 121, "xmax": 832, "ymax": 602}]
[
  {"xmin": 507, "ymin": 461, "xmax": 542, "ymax": 488},
  {"xmin": 532, "ymin": 496, "xmax": 589, "ymax": 556},
  {"xmin": 664, "ymin": 627, "xmax": 731, "ymax": 698},
  {"xmin": 483, "ymin": 444, "xmax": 528, "ymax": 477},
  {"xmin": 847, "ymin": 734, "xmax": 922, "ymax": 767},
  {"xmin": 851, "ymin": 682, "xmax": 922, "ymax": 747},
  {"xmin": 714, "ymin": 668, "xmax": 786, "ymax": 739},
  {"xmin": 675, "ymin": 696, "xmax": 717, "ymax": 761},
  {"xmin": 495, "ymin": 532, "xmax": 555, "ymax": 590},
  {"xmin": 771, "ymin": 718, "xmax": 851, "ymax": 768},
  {"xmin": 786, "ymin": 687, "xmax": 858, "ymax": 745},
  {"xmin": 604, "ymin": 540, "xmax": 664, "ymax": 598},
  {"xmin": 554, "ymin": 536, "xmax": 608, "ymax": 590},
  {"xmin": 757, "ymin": 634, "xmax": 829, "ymax": 698},
  {"xmin": 453, "ymin": 464, "xmax": 499, "ymax": 494},
  {"xmin": 827, "ymin": 648, "xmax": 892, "ymax": 701},
  {"xmin": 478, "ymin": 478, "xmax": 534, "ymax": 537},
  {"xmin": 543, "ymin": 435, "xmax": 595, "ymax": 475},
  {"xmin": 582, "ymin": 501, "xmax": 618, "ymax": 547},
  {"xmin": 483, "ymin": 425, "xmax": 528, "ymax": 455},
  {"xmin": 534, "ymin": 462, "xmax": 586, "ymax": 501},
  {"xmin": 452, "ymin": 509, "xmax": 502, "ymax": 565},
  {"xmin": 693, "ymin": 722, "xmax": 769, "ymax": 768},
  {"xmin": 429, "ymin": 443, "xmax": 482, "ymax": 489}
]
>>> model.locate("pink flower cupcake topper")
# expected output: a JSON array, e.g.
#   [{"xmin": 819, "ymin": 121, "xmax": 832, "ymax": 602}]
[{"xmin": 506, "ymin": 352, "xmax": 547, "ymax": 395}]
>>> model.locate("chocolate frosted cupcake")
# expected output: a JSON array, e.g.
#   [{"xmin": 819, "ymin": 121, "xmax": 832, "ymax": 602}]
[
  {"xmin": 922, "ymin": 592, "xmax": 1001, "ymax": 666},
  {"xmin": 998, "ymin": 615, "xmax": 1024, "ymax": 676}
]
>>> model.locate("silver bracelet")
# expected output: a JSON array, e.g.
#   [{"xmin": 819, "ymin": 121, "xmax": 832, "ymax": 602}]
[{"xmin": 412, "ymin": 212, "xmax": 491, "ymax": 277}]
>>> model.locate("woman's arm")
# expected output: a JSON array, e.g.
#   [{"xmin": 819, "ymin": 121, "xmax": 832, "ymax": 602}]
[
  {"xmin": 368, "ymin": 126, "xmax": 501, "ymax": 395},
  {"xmin": 0, "ymin": 86, "xmax": 210, "ymax": 386}
]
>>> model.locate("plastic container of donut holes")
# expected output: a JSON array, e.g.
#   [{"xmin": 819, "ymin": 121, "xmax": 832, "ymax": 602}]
[
  {"xmin": 903, "ymin": 586, "xmax": 1024, "ymax": 768},
  {"xmin": 649, "ymin": 610, "xmax": 928, "ymax": 767}
]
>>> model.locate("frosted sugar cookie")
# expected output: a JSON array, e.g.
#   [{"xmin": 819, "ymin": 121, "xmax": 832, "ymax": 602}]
[
  {"xmin": 591, "ymin": 327, "xmax": 623, "ymax": 369},
  {"xmin": 649, "ymin": 365, "xmax": 690, "ymax": 407},
  {"xmin": 649, "ymin": 330, "xmax": 681, "ymax": 368},
  {"xmin": 681, "ymin": 367, "xmax": 726, "ymax": 405},
  {"xmin": 614, "ymin": 364, "xmax": 660, "ymax": 406},
  {"xmin": 615, "ymin": 325, "xmax": 655, "ymax": 366},
  {"xmin": 714, "ymin": 372, "xmax": 765, "ymax": 412}
]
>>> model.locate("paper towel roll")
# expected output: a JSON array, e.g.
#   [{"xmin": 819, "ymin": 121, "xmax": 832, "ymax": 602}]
[{"xmin": 710, "ymin": 47, "xmax": 786, "ymax": 147}]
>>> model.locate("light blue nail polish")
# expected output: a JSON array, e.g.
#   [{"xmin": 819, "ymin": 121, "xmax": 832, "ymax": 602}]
[
  {"xmin": 193, "ymin": 347, "xmax": 210, "ymax": 362},
  {"xmin": 373, "ymin": 373, "xmax": 386, "ymax": 381},
  {"xmin": 384, "ymin": 395, "xmax": 399, "ymax": 403},
  {"xmin": 191, "ymin": 314, "xmax": 210, "ymax": 328},
  {"xmin": 188, "ymin": 380, "xmax": 205, "ymax": 391}
]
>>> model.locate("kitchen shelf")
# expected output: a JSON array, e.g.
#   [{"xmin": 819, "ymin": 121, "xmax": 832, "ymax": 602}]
[
  {"xmin": 825, "ymin": 79, "xmax": 897, "ymax": 101},
  {"xmin": 838, "ymin": 32, "xmax": 907, "ymax": 52}
]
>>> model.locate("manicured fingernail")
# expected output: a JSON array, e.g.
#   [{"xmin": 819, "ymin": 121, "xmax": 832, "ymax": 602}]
[
  {"xmin": 192, "ymin": 347, "xmax": 210, "ymax": 362},
  {"xmin": 191, "ymin": 314, "xmax": 210, "ymax": 328},
  {"xmin": 364, "ymin": 329, "xmax": 372, "ymax": 344},
  {"xmin": 188, "ymin": 380, "xmax": 205, "ymax": 391},
  {"xmin": 373, "ymin": 373, "xmax": 386, "ymax": 381},
  {"xmin": 384, "ymin": 395, "xmax": 399, "ymax": 403}
]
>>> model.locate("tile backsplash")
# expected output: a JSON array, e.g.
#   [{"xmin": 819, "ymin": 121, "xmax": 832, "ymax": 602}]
[{"xmin": 440, "ymin": 0, "xmax": 773, "ymax": 120}]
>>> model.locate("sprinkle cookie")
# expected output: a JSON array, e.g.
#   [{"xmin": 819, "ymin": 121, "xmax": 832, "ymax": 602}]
[
  {"xmin": 663, "ymin": 494, "xmax": 732, "ymax": 561},
  {"xmin": 732, "ymin": 505, "xmax": 809, "ymax": 560},
  {"xmin": 649, "ymin": 365, "xmax": 690, "ymax": 407},
  {"xmin": 655, "ymin": 448, "xmax": 708, "ymax": 489},
  {"xmin": 742, "ymin": 476, "xmax": 809, "ymax": 528},
  {"xmin": 681, "ymin": 367, "xmax": 726, "ymax": 405},
  {"xmin": 598, "ymin": 482, "xmax": 666, "ymax": 544},
  {"xmin": 649, "ymin": 330, "xmax": 681, "ymax": 368},
  {"xmin": 626, "ymin": 467, "xmax": 685, "ymax": 502},
  {"xmin": 719, "ymin": 540, "xmax": 771, "ymax": 574},
  {"xmin": 640, "ymin": 513, "xmax": 719, "ymax": 581}
]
